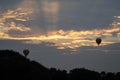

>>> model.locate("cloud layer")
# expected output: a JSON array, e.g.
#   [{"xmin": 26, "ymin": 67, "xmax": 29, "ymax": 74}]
[{"xmin": 0, "ymin": 0, "xmax": 120, "ymax": 50}]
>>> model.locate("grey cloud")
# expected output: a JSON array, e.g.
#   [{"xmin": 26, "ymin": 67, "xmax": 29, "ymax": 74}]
[
  {"xmin": 57, "ymin": 0, "xmax": 120, "ymax": 30},
  {"xmin": 0, "ymin": 0, "xmax": 23, "ymax": 11},
  {"xmin": 1, "ymin": 0, "xmax": 120, "ymax": 31}
]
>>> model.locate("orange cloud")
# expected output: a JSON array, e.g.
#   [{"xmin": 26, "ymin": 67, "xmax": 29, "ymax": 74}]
[{"xmin": 0, "ymin": 19, "xmax": 120, "ymax": 50}]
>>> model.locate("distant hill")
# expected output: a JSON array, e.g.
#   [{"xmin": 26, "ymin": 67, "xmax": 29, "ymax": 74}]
[
  {"xmin": 0, "ymin": 50, "xmax": 120, "ymax": 80},
  {"xmin": 0, "ymin": 50, "xmax": 50, "ymax": 80}
]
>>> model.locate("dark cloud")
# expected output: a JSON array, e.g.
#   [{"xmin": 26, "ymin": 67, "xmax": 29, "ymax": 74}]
[
  {"xmin": 0, "ymin": 0, "xmax": 23, "ymax": 11},
  {"xmin": 57, "ymin": 0, "xmax": 120, "ymax": 30},
  {"xmin": 1, "ymin": 0, "xmax": 120, "ymax": 31}
]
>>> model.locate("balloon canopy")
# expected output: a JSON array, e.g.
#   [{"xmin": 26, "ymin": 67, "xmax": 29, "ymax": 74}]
[
  {"xmin": 96, "ymin": 38, "xmax": 102, "ymax": 45},
  {"xmin": 23, "ymin": 49, "xmax": 29, "ymax": 57}
]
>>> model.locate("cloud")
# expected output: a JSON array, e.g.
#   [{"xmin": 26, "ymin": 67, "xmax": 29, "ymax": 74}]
[
  {"xmin": 0, "ymin": 0, "xmax": 40, "ymax": 38},
  {"xmin": 57, "ymin": 0, "xmax": 120, "ymax": 30},
  {"xmin": 0, "ymin": 8, "xmax": 31, "ymax": 38},
  {"xmin": 0, "ymin": 14, "xmax": 120, "ymax": 50},
  {"xmin": 0, "ymin": 0, "xmax": 120, "ymax": 51},
  {"xmin": 20, "ymin": 16, "xmax": 120, "ymax": 50}
]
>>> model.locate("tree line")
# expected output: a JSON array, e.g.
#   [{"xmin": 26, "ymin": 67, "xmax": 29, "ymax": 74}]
[{"xmin": 0, "ymin": 50, "xmax": 120, "ymax": 80}]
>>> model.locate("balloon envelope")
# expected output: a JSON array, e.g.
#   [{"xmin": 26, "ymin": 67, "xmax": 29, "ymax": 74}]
[
  {"xmin": 23, "ymin": 49, "xmax": 29, "ymax": 57},
  {"xmin": 96, "ymin": 38, "xmax": 102, "ymax": 45}
]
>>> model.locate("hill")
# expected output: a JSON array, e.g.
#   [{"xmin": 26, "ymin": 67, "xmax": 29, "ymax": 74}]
[
  {"xmin": 0, "ymin": 50, "xmax": 120, "ymax": 80},
  {"xmin": 0, "ymin": 50, "xmax": 49, "ymax": 80}
]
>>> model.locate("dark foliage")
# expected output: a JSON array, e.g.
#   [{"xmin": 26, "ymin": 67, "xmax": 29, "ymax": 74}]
[
  {"xmin": 0, "ymin": 50, "xmax": 50, "ymax": 80},
  {"xmin": 0, "ymin": 50, "xmax": 119, "ymax": 80},
  {"xmin": 68, "ymin": 68, "xmax": 100, "ymax": 80}
]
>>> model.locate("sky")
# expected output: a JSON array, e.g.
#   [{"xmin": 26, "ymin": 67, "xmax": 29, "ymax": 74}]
[{"xmin": 0, "ymin": 0, "xmax": 120, "ymax": 72}]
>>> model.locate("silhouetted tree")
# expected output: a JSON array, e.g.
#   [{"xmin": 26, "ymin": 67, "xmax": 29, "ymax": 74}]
[
  {"xmin": 115, "ymin": 72, "xmax": 120, "ymax": 80},
  {"xmin": 68, "ymin": 68, "xmax": 100, "ymax": 80},
  {"xmin": 100, "ymin": 71, "xmax": 106, "ymax": 80},
  {"xmin": 49, "ymin": 68, "xmax": 68, "ymax": 80},
  {"xmin": 104, "ymin": 72, "xmax": 115, "ymax": 80}
]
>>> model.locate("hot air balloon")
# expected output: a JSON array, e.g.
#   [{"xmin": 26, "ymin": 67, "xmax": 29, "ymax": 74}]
[
  {"xmin": 96, "ymin": 38, "xmax": 102, "ymax": 45},
  {"xmin": 23, "ymin": 49, "xmax": 29, "ymax": 57}
]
